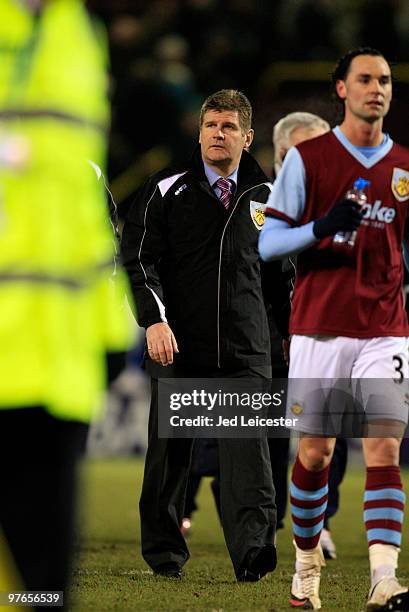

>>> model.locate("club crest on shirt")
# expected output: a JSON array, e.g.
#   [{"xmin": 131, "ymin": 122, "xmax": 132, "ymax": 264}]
[
  {"xmin": 291, "ymin": 402, "xmax": 303, "ymax": 416},
  {"xmin": 249, "ymin": 201, "xmax": 267, "ymax": 230},
  {"xmin": 391, "ymin": 168, "xmax": 409, "ymax": 202}
]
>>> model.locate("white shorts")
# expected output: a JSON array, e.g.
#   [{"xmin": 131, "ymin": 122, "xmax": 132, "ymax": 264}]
[{"xmin": 286, "ymin": 335, "xmax": 409, "ymax": 436}]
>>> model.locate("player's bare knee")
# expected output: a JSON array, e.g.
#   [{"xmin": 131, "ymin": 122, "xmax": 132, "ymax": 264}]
[
  {"xmin": 364, "ymin": 437, "xmax": 401, "ymax": 466},
  {"xmin": 299, "ymin": 438, "xmax": 333, "ymax": 471}
]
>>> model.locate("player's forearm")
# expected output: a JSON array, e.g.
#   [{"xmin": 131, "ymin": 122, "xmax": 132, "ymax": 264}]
[{"xmin": 259, "ymin": 217, "xmax": 318, "ymax": 261}]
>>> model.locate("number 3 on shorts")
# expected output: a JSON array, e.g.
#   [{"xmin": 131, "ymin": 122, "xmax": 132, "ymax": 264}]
[{"xmin": 393, "ymin": 354, "xmax": 404, "ymax": 383}]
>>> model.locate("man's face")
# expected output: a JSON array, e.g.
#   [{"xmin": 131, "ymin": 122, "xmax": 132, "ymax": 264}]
[
  {"xmin": 278, "ymin": 125, "xmax": 328, "ymax": 166},
  {"xmin": 199, "ymin": 110, "xmax": 253, "ymax": 170},
  {"xmin": 288, "ymin": 126, "xmax": 327, "ymax": 149},
  {"xmin": 336, "ymin": 54, "xmax": 392, "ymax": 123}
]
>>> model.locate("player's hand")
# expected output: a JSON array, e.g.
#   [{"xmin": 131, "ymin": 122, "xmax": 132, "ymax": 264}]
[
  {"xmin": 313, "ymin": 198, "xmax": 363, "ymax": 239},
  {"xmin": 146, "ymin": 322, "xmax": 179, "ymax": 366}
]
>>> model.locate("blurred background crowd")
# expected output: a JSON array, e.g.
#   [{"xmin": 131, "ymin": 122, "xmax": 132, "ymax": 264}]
[{"xmin": 86, "ymin": 0, "xmax": 409, "ymax": 216}]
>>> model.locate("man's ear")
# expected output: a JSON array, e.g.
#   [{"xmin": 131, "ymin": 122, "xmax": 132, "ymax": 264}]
[
  {"xmin": 278, "ymin": 146, "xmax": 288, "ymax": 164},
  {"xmin": 336, "ymin": 79, "xmax": 346, "ymax": 101},
  {"xmin": 244, "ymin": 129, "xmax": 254, "ymax": 151}
]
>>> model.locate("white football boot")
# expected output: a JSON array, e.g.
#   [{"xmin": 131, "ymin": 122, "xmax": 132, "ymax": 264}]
[
  {"xmin": 290, "ymin": 541, "xmax": 325, "ymax": 610},
  {"xmin": 366, "ymin": 576, "xmax": 409, "ymax": 611}
]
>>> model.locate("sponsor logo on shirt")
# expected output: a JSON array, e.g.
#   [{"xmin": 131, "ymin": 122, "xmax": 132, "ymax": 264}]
[
  {"xmin": 391, "ymin": 168, "xmax": 409, "ymax": 202},
  {"xmin": 249, "ymin": 200, "xmax": 266, "ymax": 230},
  {"xmin": 361, "ymin": 200, "xmax": 396, "ymax": 225}
]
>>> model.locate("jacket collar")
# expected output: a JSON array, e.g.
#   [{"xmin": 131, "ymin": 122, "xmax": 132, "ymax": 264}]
[{"xmin": 189, "ymin": 144, "xmax": 268, "ymax": 192}]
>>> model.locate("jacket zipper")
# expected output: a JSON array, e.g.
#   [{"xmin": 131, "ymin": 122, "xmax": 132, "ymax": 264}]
[{"xmin": 216, "ymin": 182, "xmax": 268, "ymax": 368}]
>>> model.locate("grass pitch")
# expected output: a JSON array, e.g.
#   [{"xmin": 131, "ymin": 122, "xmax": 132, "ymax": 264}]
[{"xmin": 70, "ymin": 458, "xmax": 409, "ymax": 611}]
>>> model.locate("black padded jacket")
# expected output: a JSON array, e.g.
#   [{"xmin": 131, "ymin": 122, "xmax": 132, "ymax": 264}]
[{"xmin": 121, "ymin": 147, "xmax": 289, "ymax": 369}]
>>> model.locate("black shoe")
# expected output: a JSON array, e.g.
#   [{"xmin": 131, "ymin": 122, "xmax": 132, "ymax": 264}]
[
  {"xmin": 237, "ymin": 544, "xmax": 277, "ymax": 583},
  {"xmin": 154, "ymin": 563, "xmax": 183, "ymax": 578}
]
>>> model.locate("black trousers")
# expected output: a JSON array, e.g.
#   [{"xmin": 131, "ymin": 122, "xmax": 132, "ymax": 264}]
[
  {"xmin": 267, "ymin": 437, "xmax": 290, "ymax": 527},
  {"xmin": 139, "ymin": 363, "xmax": 277, "ymax": 577},
  {"xmin": 0, "ymin": 408, "xmax": 87, "ymax": 610},
  {"xmin": 185, "ymin": 437, "xmax": 289, "ymax": 527},
  {"xmin": 325, "ymin": 437, "xmax": 348, "ymax": 523}
]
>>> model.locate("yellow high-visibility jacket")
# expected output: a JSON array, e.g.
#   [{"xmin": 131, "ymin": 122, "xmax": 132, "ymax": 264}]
[{"xmin": 0, "ymin": 0, "xmax": 133, "ymax": 422}]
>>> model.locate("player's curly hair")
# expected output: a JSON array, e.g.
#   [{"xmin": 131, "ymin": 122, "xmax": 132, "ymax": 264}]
[
  {"xmin": 331, "ymin": 47, "xmax": 389, "ymax": 119},
  {"xmin": 199, "ymin": 89, "xmax": 252, "ymax": 133}
]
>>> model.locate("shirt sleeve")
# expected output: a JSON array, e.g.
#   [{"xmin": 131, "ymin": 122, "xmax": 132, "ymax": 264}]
[
  {"xmin": 121, "ymin": 178, "xmax": 168, "ymax": 328},
  {"xmin": 264, "ymin": 147, "xmax": 306, "ymax": 225},
  {"xmin": 258, "ymin": 217, "xmax": 318, "ymax": 261}
]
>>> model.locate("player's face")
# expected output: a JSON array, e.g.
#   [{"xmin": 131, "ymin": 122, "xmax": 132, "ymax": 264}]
[
  {"xmin": 279, "ymin": 126, "xmax": 328, "ymax": 166},
  {"xmin": 288, "ymin": 126, "xmax": 328, "ymax": 148},
  {"xmin": 336, "ymin": 55, "xmax": 392, "ymax": 123},
  {"xmin": 199, "ymin": 110, "xmax": 253, "ymax": 172}
]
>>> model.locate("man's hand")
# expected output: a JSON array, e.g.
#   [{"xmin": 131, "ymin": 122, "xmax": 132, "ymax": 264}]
[
  {"xmin": 313, "ymin": 199, "xmax": 363, "ymax": 240},
  {"xmin": 146, "ymin": 322, "xmax": 179, "ymax": 366}
]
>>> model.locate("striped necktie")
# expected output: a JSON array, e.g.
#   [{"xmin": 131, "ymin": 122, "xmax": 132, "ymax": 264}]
[{"xmin": 216, "ymin": 177, "xmax": 233, "ymax": 210}]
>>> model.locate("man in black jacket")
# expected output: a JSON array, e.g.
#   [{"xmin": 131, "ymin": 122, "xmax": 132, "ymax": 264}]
[{"xmin": 121, "ymin": 89, "xmax": 289, "ymax": 582}]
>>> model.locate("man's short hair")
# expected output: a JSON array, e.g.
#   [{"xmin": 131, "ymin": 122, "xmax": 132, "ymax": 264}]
[
  {"xmin": 273, "ymin": 112, "xmax": 330, "ymax": 174},
  {"xmin": 199, "ymin": 89, "xmax": 252, "ymax": 133},
  {"xmin": 331, "ymin": 47, "xmax": 388, "ymax": 118}
]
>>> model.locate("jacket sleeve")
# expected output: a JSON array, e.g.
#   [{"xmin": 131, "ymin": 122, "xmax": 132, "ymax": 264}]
[
  {"xmin": 121, "ymin": 175, "xmax": 168, "ymax": 328},
  {"xmin": 261, "ymin": 259, "xmax": 292, "ymax": 339}
]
